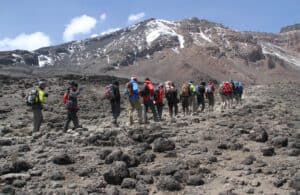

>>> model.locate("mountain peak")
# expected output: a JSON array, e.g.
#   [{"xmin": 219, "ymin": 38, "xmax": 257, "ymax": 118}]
[{"xmin": 280, "ymin": 23, "xmax": 300, "ymax": 33}]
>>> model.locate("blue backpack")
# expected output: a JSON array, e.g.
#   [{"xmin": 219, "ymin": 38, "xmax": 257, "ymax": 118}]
[{"xmin": 235, "ymin": 82, "xmax": 243, "ymax": 94}]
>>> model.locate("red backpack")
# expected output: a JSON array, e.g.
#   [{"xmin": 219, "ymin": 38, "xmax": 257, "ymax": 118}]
[
  {"xmin": 223, "ymin": 82, "xmax": 232, "ymax": 95},
  {"xmin": 63, "ymin": 92, "xmax": 69, "ymax": 104}
]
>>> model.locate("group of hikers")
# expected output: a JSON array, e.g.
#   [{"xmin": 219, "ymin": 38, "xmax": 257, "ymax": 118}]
[{"xmin": 26, "ymin": 76, "xmax": 244, "ymax": 132}]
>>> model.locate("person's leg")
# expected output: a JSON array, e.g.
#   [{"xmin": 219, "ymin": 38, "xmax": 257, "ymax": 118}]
[
  {"xmin": 143, "ymin": 102, "xmax": 149, "ymax": 123},
  {"xmin": 33, "ymin": 108, "xmax": 42, "ymax": 132},
  {"xmin": 168, "ymin": 102, "xmax": 173, "ymax": 118},
  {"xmin": 116, "ymin": 101, "xmax": 121, "ymax": 123},
  {"xmin": 64, "ymin": 111, "xmax": 72, "ymax": 131},
  {"xmin": 129, "ymin": 101, "xmax": 134, "ymax": 125},
  {"xmin": 149, "ymin": 101, "xmax": 158, "ymax": 121},
  {"xmin": 72, "ymin": 110, "xmax": 80, "ymax": 129},
  {"xmin": 201, "ymin": 96, "xmax": 205, "ymax": 112},
  {"xmin": 158, "ymin": 104, "xmax": 163, "ymax": 119},
  {"xmin": 175, "ymin": 103, "xmax": 178, "ymax": 116},
  {"xmin": 136, "ymin": 101, "xmax": 142, "ymax": 124}
]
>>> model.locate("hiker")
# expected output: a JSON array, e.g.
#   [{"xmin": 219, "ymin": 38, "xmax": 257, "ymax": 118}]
[
  {"xmin": 140, "ymin": 78, "xmax": 158, "ymax": 123},
  {"xmin": 27, "ymin": 81, "xmax": 48, "ymax": 133},
  {"xmin": 103, "ymin": 80, "xmax": 121, "ymax": 126},
  {"xmin": 165, "ymin": 81, "xmax": 179, "ymax": 119},
  {"xmin": 196, "ymin": 81, "xmax": 206, "ymax": 112},
  {"xmin": 125, "ymin": 76, "xmax": 142, "ymax": 125},
  {"xmin": 219, "ymin": 81, "xmax": 233, "ymax": 109},
  {"xmin": 233, "ymin": 81, "xmax": 243, "ymax": 105},
  {"xmin": 205, "ymin": 81, "xmax": 215, "ymax": 111},
  {"xmin": 188, "ymin": 80, "xmax": 197, "ymax": 113},
  {"xmin": 63, "ymin": 81, "xmax": 82, "ymax": 131},
  {"xmin": 180, "ymin": 82, "xmax": 190, "ymax": 116},
  {"xmin": 154, "ymin": 83, "xmax": 164, "ymax": 120}
]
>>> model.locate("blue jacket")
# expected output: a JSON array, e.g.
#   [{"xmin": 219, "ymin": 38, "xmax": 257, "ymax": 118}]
[{"xmin": 129, "ymin": 80, "xmax": 139, "ymax": 101}]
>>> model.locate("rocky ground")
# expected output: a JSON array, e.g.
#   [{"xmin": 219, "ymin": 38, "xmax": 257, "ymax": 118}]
[{"xmin": 0, "ymin": 78, "xmax": 299, "ymax": 195}]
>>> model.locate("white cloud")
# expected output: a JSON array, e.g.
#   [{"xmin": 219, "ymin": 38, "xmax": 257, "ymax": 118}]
[
  {"xmin": 100, "ymin": 13, "xmax": 107, "ymax": 22},
  {"xmin": 90, "ymin": 34, "xmax": 98, "ymax": 38},
  {"xmin": 100, "ymin": 28, "xmax": 121, "ymax": 36},
  {"xmin": 0, "ymin": 32, "xmax": 51, "ymax": 51},
  {"xmin": 128, "ymin": 12, "xmax": 145, "ymax": 23},
  {"xmin": 63, "ymin": 14, "xmax": 97, "ymax": 42}
]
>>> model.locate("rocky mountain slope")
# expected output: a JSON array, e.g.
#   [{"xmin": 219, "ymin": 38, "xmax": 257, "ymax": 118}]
[
  {"xmin": 0, "ymin": 18, "xmax": 300, "ymax": 83},
  {"xmin": 0, "ymin": 77, "xmax": 299, "ymax": 194}
]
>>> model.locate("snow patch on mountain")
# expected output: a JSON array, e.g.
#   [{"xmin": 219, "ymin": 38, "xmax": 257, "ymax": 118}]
[
  {"xmin": 145, "ymin": 20, "xmax": 185, "ymax": 48},
  {"xmin": 199, "ymin": 30, "xmax": 212, "ymax": 43},
  {"xmin": 261, "ymin": 42, "xmax": 300, "ymax": 68},
  {"xmin": 38, "ymin": 55, "xmax": 53, "ymax": 67}
]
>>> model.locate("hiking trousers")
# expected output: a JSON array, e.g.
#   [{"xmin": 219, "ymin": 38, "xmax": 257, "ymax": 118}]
[
  {"xmin": 168, "ymin": 102, "xmax": 178, "ymax": 118},
  {"xmin": 189, "ymin": 95, "xmax": 197, "ymax": 112},
  {"xmin": 207, "ymin": 93, "xmax": 215, "ymax": 111},
  {"xmin": 129, "ymin": 100, "xmax": 142, "ymax": 125},
  {"xmin": 181, "ymin": 96, "xmax": 189, "ymax": 115},
  {"xmin": 111, "ymin": 100, "xmax": 121, "ymax": 122},
  {"xmin": 143, "ymin": 100, "xmax": 158, "ymax": 123},
  {"xmin": 32, "ymin": 107, "xmax": 43, "ymax": 132},
  {"xmin": 197, "ymin": 95, "xmax": 205, "ymax": 112},
  {"xmin": 64, "ymin": 110, "xmax": 79, "ymax": 131},
  {"xmin": 156, "ymin": 104, "xmax": 164, "ymax": 120}
]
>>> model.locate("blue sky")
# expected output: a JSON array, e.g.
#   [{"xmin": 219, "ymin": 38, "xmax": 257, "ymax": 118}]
[{"xmin": 0, "ymin": 0, "xmax": 299, "ymax": 51}]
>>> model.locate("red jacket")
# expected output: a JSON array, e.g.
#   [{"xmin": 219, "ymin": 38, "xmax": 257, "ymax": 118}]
[
  {"xmin": 142, "ymin": 80, "xmax": 154, "ymax": 102},
  {"xmin": 155, "ymin": 87, "xmax": 164, "ymax": 105}
]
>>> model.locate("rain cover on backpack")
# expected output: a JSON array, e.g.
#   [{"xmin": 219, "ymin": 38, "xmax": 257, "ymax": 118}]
[{"xmin": 26, "ymin": 89, "xmax": 38, "ymax": 106}]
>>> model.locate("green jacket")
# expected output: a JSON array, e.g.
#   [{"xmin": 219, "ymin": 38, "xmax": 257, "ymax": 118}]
[{"xmin": 35, "ymin": 88, "xmax": 47, "ymax": 104}]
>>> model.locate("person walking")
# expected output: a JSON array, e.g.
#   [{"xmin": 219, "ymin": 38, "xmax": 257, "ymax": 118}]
[
  {"xmin": 154, "ymin": 83, "xmax": 164, "ymax": 120},
  {"xmin": 196, "ymin": 81, "xmax": 206, "ymax": 112},
  {"xmin": 30, "ymin": 81, "xmax": 48, "ymax": 133},
  {"xmin": 205, "ymin": 81, "xmax": 215, "ymax": 112},
  {"xmin": 188, "ymin": 81, "xmax": 197, "ymax": 113},
  {"xmin": 165, "ymin": 81, "xmax": 179, "ymax": 119},
  {"xmin": 63, "ymin": 81, "xmax": 82, "ymax": 131},
  {"xmin": 125, "ymin": 76, "xmax": 142, "ymax": 125},
  {"xmin": 140, "ymin": 78, "xmax": 158, "ymax": 123},
  {"xmin": 103, "ymin": 80, "xmax": 121, "ymax": 126},
  {"xmin": 180, "ymin": 82, "xmax": 190, "ymax": 116}
]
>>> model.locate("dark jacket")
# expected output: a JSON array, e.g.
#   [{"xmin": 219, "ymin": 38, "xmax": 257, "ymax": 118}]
[
  {"xmin": 111, "ymin": 85, "xmax": 121, "ymax": 103},
  {"xmin": 166, "ymin": 89, "xmax": 178, "ymax": 104}
]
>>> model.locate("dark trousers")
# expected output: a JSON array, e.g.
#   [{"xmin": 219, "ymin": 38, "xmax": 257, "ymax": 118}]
[
  {"xmin": 111, "ymin": 101, "xmax": 121, "ymax": 122},
  {"xmin": 33, "ymin": 107, "xmax": 43, "ymax": 132},
  {"xmin": 181, "ymin": 96, "xmax": 189, "ymax": 115},
  {"xmin": 64, "ymin": 110, "xmax": 79, "ymax": 131},
  {"xmin": 144, "ymin": 100, "xmax": 158, "ymax": 123},
  {"xmin": 168, "ymin": 102, "xmax": 178, "ymax": 118},
  {"xmin": 197, "ymin": 95, "xmax": 205, "ymax": 112},
  {"xmin": 156, "ymin": 104, "xmax": 164, "ymax": 120}
]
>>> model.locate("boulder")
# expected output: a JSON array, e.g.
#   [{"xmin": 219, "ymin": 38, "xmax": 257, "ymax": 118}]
[
  {"xmin": 290, "ymin": 173, "xmax": 300, "ymax": 191},
  {"xmin": 153, "ymin": 138, "xmax": 175, "ymax": 152},
  {"xmin": 157, "ymin": 176, "xmax": 182, "ymax": 191},
  {"xmin": 50, "ymin": 171, "xmax": 65, "ymax": 181},
  {"xmin": 261, "ymin": 147, "xmax": 275, "ymax": 156},
  {"xmin": 271, "ymin": 136, "xmax": 288, "ymax": 147},
  {"xmin": 187, "ymin": 175, "xmax": 205, "ymax": 186},
  {"xmin": 121, "ymin": 178, "xmax": 136, "ymax": 189},
  {"xmin": 103, "ymin": 161, "xmax": 129, "ymax": 185},
  {"xmin": 249, "ymin": 129, "xmax": 268, "ymax": 142},
  {"xmin": 52, "ymin": 153, "xmax": 74, "ymax": 165}
]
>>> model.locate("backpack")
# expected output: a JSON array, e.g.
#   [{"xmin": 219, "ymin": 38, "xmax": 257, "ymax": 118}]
[
  {"xmin": 104, "ymin": 84, "xmax": 115, "ymax": 100},
  {"xmin": 181, "ymin": 83, "xmax": 190, "ymax": 97},
  {"xmin": 26, "ymin": 89, "xmax": 38, "ymax": 106},
  {"xmin": 205, "ymin": 85, "xmax": 212, "ymax": 94},
  {"xmin": 235, "ymin": 82, "xmax": 243, "ymax": 94},
  {"xmin": 190, "ymin": 84, "xmax": 196, "ymax": 95},
  {"xmin": 165, "ymin": 81, "xmax": 175, "ymax": 94},
  {"xmin": 223, "ymin": 82, "xmax": 232, "ymax": 95}
]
